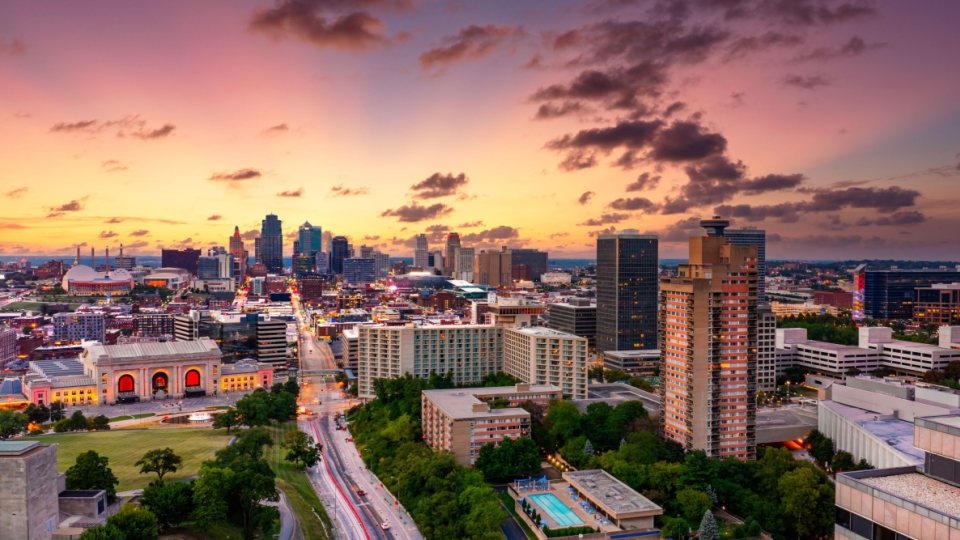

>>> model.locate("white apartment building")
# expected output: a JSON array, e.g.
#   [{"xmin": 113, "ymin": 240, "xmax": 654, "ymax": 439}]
[
  {"xmin": 53, "ymin": 312, "xmax": 105, "ymax": 344},
  {"xmin": 503, "ymin": 327, "xmax": 588, "ymax": 400},
  {"xmin": 454, "ymin": 247, "xmax": 475, "ymax": 282},
  {"xmin": 357, "ymin": 324, "xmax": 504, "ymax": 398}
]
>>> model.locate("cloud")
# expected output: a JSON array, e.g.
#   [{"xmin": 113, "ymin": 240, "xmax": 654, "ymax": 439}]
[
  {"xmin": 713, "ymin": 186, "xmax": 922, "ymax": 223},
  {"xmin": 408, "ymin": 172, "xmax": 469, "ymax": 199},
  {"xmin": 608, "ymin": 197, "xmax": 657, "ymax": 211},
  {"xmin": 240, "ymin": 229, "xmax": 260, "ymax": 241},
  {"xmin": 380, "ymin": 202, "xmax": 454, "ymax": 222},
  {"xmin": 129, "ymin": 230, "xmax": 150, "ymax": 237},
  {"xmin": 46, "ymin": 213, "xmax": 65, "ymax": 218},
  {"xmin": 101, "ymin": 216, "xmax": 184, "ymax": 225},
  {"xmin": 98, "ymin": 231, "xmax": 119, "ymax": 239},
  {"xmin": 534, "ymin": 101, "xmax": 588, "ymax": 120},
  {"xmin": 277, "ymin": 188, "xmax": 305, "ymax": 197},
  {"xmin": 588, "ymin": 226, "xmax": 617, "ymax": 237},
  {"xmin": 50, "ymin": 199, "xmax": 86, "ymax": 213},
  {"xmin": 125, "ymin": 241, "xmax": 150, "ymax": 249},
  {"xmin": 578, "ymin": 213, "xmax": 632, "ymax": 226},
  {"xmin": 249, "ymin": 0, "xmax": 395, "ymax": 52},
  {"xmin": 130, "ymin": 124, "xmax": 176, "ymax": 140},
  {"xmin": 756, "ymin": 1, "xmax": 877, "ymax": 26},
  {"xmin": 663, "ymin": 101, "xmax": 686, "ymax": 117},
  {"xmin": 855, "ymin": 211, "xmax": 927, "ymax": 227},
  {"xmin": 425, "ymin": 224, "xmax": 450, "ymax": 233},
  {"xmin": 783, "ymin": 74, "xmax": 830, "ymax": 90},
  {"xmin": 364, "ymin": 235, "xmax": 381, "ymax": 241},
  {"xmin": 0, "ymin": 223, "xmax": 27, "ymax": 230},
  {"xmin": 101, "ymin": 160, "xmax": 128, "ymax": 172},
  {"xmin": 209, "ymin": 168, "xmax": 262, "ymax": 182},
  {"xmin": 50, "ymin": 116, "xmax": 175, "ymax": 140},
  {"xmin": 550, "ymin": 232, "xmax": 570, "ymax": 239},
  {"xmin": 0, "ymin": 38, "xmax": 27, "ymax": 56},
  {"xmin": 522, "ymin": 53, "xmax": 545, "ymax": 70},
  {"xmin": 529, "ymin": 61, "xmax": 669, "ymax": 113},
  {"xmin": 418, "ymin": 25, "xmax": 524, "ymax": 75},
  {"xmin": 50, "ymin": 120, "xmax": 98, "ymax": 133},
  {"xmin": 461, "ymin": 226, "xmax": 521, "ymax": 243},
  {"xmin": 458, "ymin": 220, "xmax": 484, "ymax": 228},
  {"xmin": 659, "ymin": 156, "xmax": 804, "ymax": 214},
  {"xmin": 793, "ymin": 36, "xmax": 886, "ymax": 62},
  {"xmin": 262, "ymin": 123, "xmax": 290, "ymax": 135},
  {"xmin": 626, "ymin": 172, "xmax": 660, "ymax": 191},
  {"xmin": 578, "ymin": 191, "xmax": 596, "ymax": 205},
  {"xmin": 725, "ymin": 31, "xmax": 804, "ymax": 60},
  {"xmin": 5, "ymin": 187, "xmax": 27, "ymax": 198},
  {"xmin": 207, "ymin": 215, "xmax": 222, "ymax": 221},
  {"xmin": 329, "ymin": 185, "xmax": 370, "ymax": 197}
]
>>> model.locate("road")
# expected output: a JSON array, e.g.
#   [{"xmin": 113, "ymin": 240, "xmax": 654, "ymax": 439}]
[{"xmin": 291, "ymin": 289, "xmax": 337, "ymax": 371}]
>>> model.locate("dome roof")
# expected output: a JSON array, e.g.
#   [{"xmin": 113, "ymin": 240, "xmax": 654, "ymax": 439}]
[
  {"xmin": 63, "ymin": 265, "xmax": 99, "ymax": 282},
  {"xmin": 106, "ymin": 269, "xmax": 133, "ymax": 281}
]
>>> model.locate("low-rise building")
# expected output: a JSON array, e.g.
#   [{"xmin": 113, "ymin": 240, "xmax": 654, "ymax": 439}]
[
  {"xmin": 421, "ymin": 383, "xmax": 560, "ymax": 465},
  {"xmin": 219, "ymin": 360, "xmax": 275, "ymax": 393},
  {"xmin": 546, "ymin": 298, "xmax": 596, "ymax": 351},
  {"xmin": 53, "ymin": 312, "xmax": 105, "ymax": 344},
  {"xmin": 601, "ymin": 350, "xmax": 660, "ymax": 377},
  {"xmin": 504, "ymin": 326, "xmax": 587, "ymax": 400}
]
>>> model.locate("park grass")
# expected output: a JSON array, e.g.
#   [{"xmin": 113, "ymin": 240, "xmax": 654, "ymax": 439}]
[
  {"xmin": 22, "ymin": 428, "xmax": 232, "ymax": 491},
  {"xmin": 265, "ymin": 422, "xmax": 332, "ymax": 540},
  {"xmin": 0, "ymin": 301, "xmax": 45, "ymax": 312},
  {"xmin": 498, "ymin": 492, "xmax": 538, "ymax": 540},
  {"xmin": 108, "ymin": 413, "xmax": 156, "ymax": 423}
]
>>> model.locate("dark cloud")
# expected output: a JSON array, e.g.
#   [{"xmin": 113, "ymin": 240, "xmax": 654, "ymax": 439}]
[
  {"xmin": 240, "ymin": 229, "xmax": 260, "ymax": 241},
  {"xmin": 101, "ymin": 160, "xmax": 128, "ymax": 172},
  {"xmin": 50, "ymin": 120, "xmax": 98, "ymax": 133},
  {"xmin": 578, "ymin": 191, "xmax": 596, "ymax": 205},
  {"xmin": 104, "ymin": 218, "xmax": 123, "ymax": 224},
  {"xmin": 626, "ymin": 172, "xmax": 660, "ymax": 191},
  {"xmin": 522, "ymin": 53, "xmax": 545, "ymax": 70},
  {"xmin": 608, "ymin": 197, "xmax": 657, "ymax": 211},
  {"xmin": 559, "ymin": 152, "xmax": 599, "ymax": 171},
  {"xmin": 715, "ymin": 202, "xmax": 804, "ymax": 222},
  {"xmin": 125, "ymin": 241, "xmax": 149, "ymax": 250},
  {"xmin": 534, "ymin": 102, "xmax": 588, "ymax": 120},
  {"xmin": 277, "ymin": 188, "xmax": 305, "ymax": 197},
  {"xmin": 425, "ymin": 224, "xmax": 450, "ymax": 233},
  {"xmin": 550, "ymin": 232, "xmax": 570, "ymax": 239},
  {"xmin": 329, "ymin": 185, "xmax": 370, "ymax": 197},
  {"xmin": 50, "ymin": 199, "xmax": 86, "ymax": 213},
  {"xmin": 662, "ymin": 101, "xmax": 686, "ymax": 117},
  {"xmin": 129, "ymin": 230, "xmax": 150, "ymax": 237},
  {"xmin": 578, "ymin": 213, "xmax": 632, "ymax": 226},
  {"xmin": 660, "ymin": 157, "xmax": 803, "ymax": 214},
  {"xmin": 98, "ymin": 231, "xmax": 118, "ymax": 239},
  {"xmin": 418, "ymin": 25, "xmax": 524, "ymax": 74},
  {"xmin": 855, "ymin": 211, "xmax": 927, "ymax": 227},
  {"xmin": 756, "ymin": 0, "xmax": 877, "ymax": 26},
  {"xmin": 460, "ymin": 226, "xmax": 520, "ymax": 243},
  {"xmin": 725, "ymin": 31, "xmax": 804, "ymax": 60},
  {"xmin": 546, "ymin": 119, "xmax": 663, "ymax": 170},
  {"xmin": 207, "ymin": 215, "xmax": 222, "ymax": 221},
  {"xmin": 209, "ymin": 168, "xmax": 262, "ymax": 182},
  {"xmin": 714, "ymin": 186, "xmax": 921, "ymax": 223},
  {"xmin": 50, "ymin": 117, "xmax": 175, "ymax": 140},
  {"xmin": 587, "ymin": 226, "xmax": 617, "ymax": 237},
  {"xmin": 249, "ymin": 0, "xmax": 393, "ymax": 52},
  {"xmin": 5, "ymin": 187, "xmax": 27, "ymax": 199},
  {"xmin": 648, "ymin": 121, "xmax": 727, "ymax": 162},
  {"xmin": 672, "ymin": 216, "xmax": 703, "ymax": 230},
  {"xmin": 408, "ymin": 172, "xmax": 469, "ymax": 199},
  {"xmin": 793, "ymin": 36, "xmax": 885, "ymax": 62},
  {"xmin": 530, "ymin": 61, "xmax": 669, "ymax": 112},
  {"xmin": 458, "ymin": 220, "xmax": 484, "ymax": 228},
  {"xmin": 364, "ymin": 235, "xmax": 381, "ymax": 241},
  {"xmin": 130, "ymin": 124, "xmax": 175, "ymax": 140},
  {"xmin": 262, "ymin": 123, "xmax": 290, "ymax": 135},
  {"xmin": 46, "ymin": 213, "xmax": 65, "ymax": 218},
  {"xmin": 783, "ymin": 74, "xmax": 829, "ymax": 90},
  {"xmin": 380, "ymin": 202, "xmax": 454, "ymax": 222},
  {"xmin": 816, "ymin": 215, "xmax": 850, "ymax": 231}
]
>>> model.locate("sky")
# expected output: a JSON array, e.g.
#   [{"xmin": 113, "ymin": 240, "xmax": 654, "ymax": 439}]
[{"xmin": 1, "ymin": 0, "xmax": 959, "ymax": 261}]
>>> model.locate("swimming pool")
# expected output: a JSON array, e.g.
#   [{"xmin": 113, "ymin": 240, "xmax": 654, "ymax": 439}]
[{"xmin": 530, "ymin": 493, "xmax": 585, "ymax": 528}]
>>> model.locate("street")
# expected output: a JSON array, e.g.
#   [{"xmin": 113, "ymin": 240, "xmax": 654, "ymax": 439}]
[{"xmin": 291, "ymin": 288, "xmax": 338, "ymax": 371}]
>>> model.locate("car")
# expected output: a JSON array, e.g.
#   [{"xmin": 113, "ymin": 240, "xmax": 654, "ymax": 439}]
[
  {"xmin": 381, "ymin": 523, "xmax": 390, "ymax": 530},
  {"xmin": 358, "ymin": 490, "xmax": 366, "ymax": 496}
]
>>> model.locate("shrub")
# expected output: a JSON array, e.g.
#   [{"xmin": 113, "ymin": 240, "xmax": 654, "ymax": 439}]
[{"xmin": 29, "ymin": 428, "xmax": 45, "ymax": 435}]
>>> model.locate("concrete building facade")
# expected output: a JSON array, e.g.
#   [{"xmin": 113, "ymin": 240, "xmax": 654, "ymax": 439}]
[
  {"xmin": 503, "ymin": 327, "xmax": 587, "ymax": 400},
  {"xmin": 0, "ymin": 441, "xmax": 60, "ymax": 540}
]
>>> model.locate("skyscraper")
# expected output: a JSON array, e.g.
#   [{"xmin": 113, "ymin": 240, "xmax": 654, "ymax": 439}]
[
  {"xmin": 414, "ymin": 234, "xmax": 429, "ymax": 268},
  {"xmin": 343, "ymin": 258, "xmax": 376, "ymax": 284},
  {"xmin": 445, "ymin": 233, "xmax": 461, "ymax": 270},
  {"xmin": 596, "ymin": 229, "xmax": 658, "ymax": 353},
  {"xmin": 161, "ymin": 248, "xmax": 201, "ymax": 276},
  {"xmin": 476, "ymin": 248, "xmax": 511, "ymax": 287},
  {"xmin": 321, "ymin": 230, "xmax": 333, "ymax": 254},
  {"xmin": 658, "ymin": 217, "xmax": 758, "ymax": 460},
  {"xmin": 316, "ymin": 251, "xmax": 328, "ymax": 274},
  {"xmin": 373, "ymin": 251, "xmax": 390, "ymax": 280},
  {"xmin": 360, "ymin": 245, "xmax": 373, "ymax": 258},
  {"xmin": 331, "ymin": 236, "xmax": 349, "ymax": 274},
  {"xmin": 725, "ymin": 226, "xmax": 766, "ymax": 303},
  {"xmin": 509, "ymin": 248, "xmax": 549, "ymax": 280},
  {"xmin": 259, "ymin": 214, "xmax": 283, "ymax": 273},
  {"xmin": 230, "ymin": 226, "xmax": 247, "ymax": 288},
  {"xmin": 454, "ymin": 247, "xmax": 475, "ymax": 282},
  {"xmin": 298, "ymin": 222, "xmax": 322, "ymax": 259}
]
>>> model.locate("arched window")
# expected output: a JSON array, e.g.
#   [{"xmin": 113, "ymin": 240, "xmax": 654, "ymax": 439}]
[
  {"xmin": 185, "ymin": 370, "xmax": 201, "ymax": 387},
  {"xmin": 118, "ymin": 375, "xmax": 134, "ymax": 393}
]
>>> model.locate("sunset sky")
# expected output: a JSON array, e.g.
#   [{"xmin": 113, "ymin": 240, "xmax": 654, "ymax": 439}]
[{"xmin": 1, "ymin": 0, "xmax": 959, "ymax": 261}]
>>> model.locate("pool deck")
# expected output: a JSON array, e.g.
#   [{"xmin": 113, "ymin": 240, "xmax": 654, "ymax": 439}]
[{"xmin": 510, "ymin": 481, "xmax": 620, "ymax": 534}]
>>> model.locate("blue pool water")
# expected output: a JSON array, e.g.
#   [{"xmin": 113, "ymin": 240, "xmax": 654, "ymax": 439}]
[{"xmin": 530, "ymin": 493, "xmax": 585, "ymax": 528}]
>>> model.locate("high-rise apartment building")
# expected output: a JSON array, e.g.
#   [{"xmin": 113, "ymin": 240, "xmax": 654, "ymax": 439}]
[
  {"xmin": 414, "ymin": 234, "xmax": 429, "ymax": 268},
  {"xmin": 445, "ymin": 233, "xmax": 460, "ymax": 270},
  {"xmin": 428, "ymin": 250, "xmax": 444, "ymax": 269},
  {"xmin": 174, "ymin": 311, "xmax": 287, "ymax": 366},
  {"xmin": 298, "ymin": 222, "xmax": 321, "ymax": 258},
  {"xmin": 161, "ymin": 248, "xmax": 201, "ymax": 276},
  {"xmin": 0, "ymin": 328, "xmax": 15, "ymax": 368},
  {"xmin": 343, "ymin": 258, "xmax": 376, "ymax": 284},
  {"xmin": 757, "ymin": 304, "xmax": 776, "ymax": 391},
  {"xmin": 476, "ymin": 248, "xmax": 512, "ymax": 288},
  {"xmin": 259, "ymin": 214, "xmax": 284, "ymax": 273},
  {"xmin": 54, "ymin": 312, "xmax": 106, "ymax": 344},
  {"xmin": 134, "ymin": 313, "xmax": 175, "ymax": 337},
  {"xmin": 373, "ymin": 252, "xmax": 390, "ymax": 280},
  {"xmin": 725, "ymin": 226, "xmax": 766, "ymax": 303},
  {"xmin": 658, "ymin": 217, "xmax": 758, "ymax": 460},
  {"xmin": 454, "ymin": 247, "xmax": 475, "ymax": 282},
  {"xmin": 503, "ymin": 327, "xmax": 588, "ymax": 399},
  {"xmin": 509, "ymin": 248, "xmax": 549, "ymax": 280},
  {"xmin": 360, "ymin": 245, "xmax": 373, "ymax": 258},
  {"xmin": 331, "ymin": 236, "xmax": 349, "ymax": 274},
  {"xmin": 596, "ymin": 229, "xmax": 658, "ymax": 354}
]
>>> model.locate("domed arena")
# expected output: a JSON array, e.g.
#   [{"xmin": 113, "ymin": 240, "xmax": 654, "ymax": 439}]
[{"xmin": 61, "ymin": 265, "xmax": 134, "ymax": 295}]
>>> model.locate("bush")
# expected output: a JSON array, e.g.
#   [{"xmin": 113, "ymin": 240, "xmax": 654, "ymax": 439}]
[{"xmin": 29, "ymin": 428, "xmax": 45, "ymax": 435}]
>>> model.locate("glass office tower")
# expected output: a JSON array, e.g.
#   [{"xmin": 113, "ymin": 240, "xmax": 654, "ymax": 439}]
[
  {"xmin": 596, "ymin": 229, "xmax": 659, "ymax": 353},
  {"xmin": 259, "ymin": 214, "xmax": 284, "ymax": 273}
]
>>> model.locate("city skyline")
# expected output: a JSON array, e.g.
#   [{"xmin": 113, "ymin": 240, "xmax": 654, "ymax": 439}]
[{"xmin": 2, "ymin": 1, "xmax": 960, "ymax": 260}]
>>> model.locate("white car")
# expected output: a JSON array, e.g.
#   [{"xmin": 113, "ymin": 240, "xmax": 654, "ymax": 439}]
[{"xmin": 381, "ymin": 523, "xmax": 390, "ymax": 530}]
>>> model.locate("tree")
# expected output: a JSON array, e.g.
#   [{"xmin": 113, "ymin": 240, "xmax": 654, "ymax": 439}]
[
  {"xmin": 677, "ymin": 450, "xmax": 715, "ymax": 491},
  {"xmin": 810, "ymin": 436, "xmax": 835, "ymax": 467},
  {"xmin": 234, "ymin": 427, "xmax": 274, "ymax": 460},
  {"xmin": 605, "ymin": 369, "xmax": 631, "ymax": 383},
  {"xmin": 50, "ymin": 400, "xmax": 65, "ymax": 422},
  {"xmin": 270, "ymin": 382, "xmax": 284, "ymax": 394},
  {"xmin": 475, "ymin": 436, "xmax": 540, "ymax": 480},
  {"xmin": 545, "ymin": 401, "xmax": 581, "ymax": 444},
  {"xmin": 0, "ymin": 409, "xmax": 27, "ymax": 440},
  {"xmin": 698, "ymin": 511, "xmax": 720, "ymax": 540},
  {"xmin": 588, "ymin": 366, "xmax": 604, "ymax": 382},
  {"xmin": 135, "ymin": 448, "xmax": 183, "ymax": 484},
  {"xmin": 78, "ymin": 524, "xmax": 126, "ymax": 540},
  {"xmin": 778, "ymin": 465, "xmax": 834, "ymax": 538},
  {"xmin": 212, "ymin": 407, "xmax": 240, "ymax": 434},
  {"xmin": 106, "ymin": 505, "xmax": 159, "ymax": 540},
  {"xmin": 283, "ymin": 430, "xmax": 321, "ymax": 470},
  {"xmin": 140, "ymin": 481, "xmax": 194, "ymax": 531},
  {"xmin": 661, "ymin": 516, "xmax": 689, "ymax": 540},
  {"xmin": 235, "ymin": 391, "xmax": 272, "ymax": 427},
  {"xmin": 192, "ymin": 467, "xmax": 233, "ymax": 535},
  {"xmin": 677, "ymin": 489, "xmax": 713, "ymax": 525},
  {"xmin": 283, "ymin": 377, "xmax": 300, "ymax": 397},
  {"xmin": 90, "ymin": 415, "xmax": 111, "ymax": 431},
  {"xmin": 24, "ymin": 403, "xmax": 50, "ymax": 424},
  {"xmin": 65, "ymin": 450, "xmax": 120, "ymax": 503},
  {"xmin": 705, "ymin": 485, "xmax": 718, "ymax": 505},
  {"xmin": 54, "ymin": 418, "xmax": 71, "ymax": 433},
  {"xmin": 69, "ymin": 410, "xmax": 88, "ymax": 431},
  {"xmin": 582, "ymin": 439, "xmax": 595, "ymax": 458},
  {"xmin": 845, "ymin": 367, "xmax": 862, "ymax": 377},
  {"xmin": 628, "ymin": 377, "xmax": 655, "ymax": 392}
]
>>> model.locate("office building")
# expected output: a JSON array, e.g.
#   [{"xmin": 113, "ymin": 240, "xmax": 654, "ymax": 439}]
[
  {"xmin": 198, "ymin": 256, "xmax": 220, "ymax": 280},
  {"xmin": 914, "ymin": 283, "xmax": 960, "ymax": 325},
  {"xmin": 835, "ymin": 415, "xmax": 960, "ymax": 540},
  {"xmin": 293, "ymin": 255, "xmax": 314, "ymax": 277},
  {"xmin": 258, "ymin": 214, "xmax": 284, "ymax": 273},
  {"xmin": 316, "ymin": 251, "xmax": 328, "ymax": 274},
  {"xmin": 813, "ymin": 290, "xmax": 854, "ymax": 310},
  {"xmin": 602, "ymin": 350, "xmax": 660, "ymax": 377},
  {"xmin": 546, "ymin": 297, "xmax": 596, "ymax": 350},
  {"xmin": 53, "ymin": 312, "xmax": 106, "ymax": 344},
  {"xmin": 855, "ymin": 266, "xmax": 960, "ymax": 320},
  {"xmin": 0, "ymin": 328, "xmax": 15, "ymax": 368},
  {"xmin": 373, "ymin": 251, "xmax": 390, "ymax": 280},
  {"xmin": 757, "ymin": 304, "xmax": 777, "ymax": 391},
  {"xmin": 445, "ymin": 233, "xmax": 460, "ymax": 272},
  {"xmin": 360, "ymin": 245, "xmax": 373, "ymax": 258},
  {"xmin": 343, "ymin": 258, "xmax": 377, "ymax": 285},
  {"xmin": 486, "ymin": 295, "xmax": 545, "ymax": 328},
  {"xmin": 297, "ymin": 274, "xmax": 325, "ymax": 301},
  {"xmin": 421, "ymin": 383, "xmax": 561, "ymax": 466},
  {"xmin": 230, "ymin": 227, "xmax": 248, "ymax": 288},
  {"xmin": 113, "ymin": 253, "xmax": 136, "ymax": 270},
  {"xmin": 414, "ymin": 234, "xmax": 429, "ymax": 268},
  {"xmin": 596, "ymin": 229, "xmax": 658, "ymax": 353},
  {"xmin": 174, "ymin": 311, "xmax": 287, "ymax": 367},
  {"xmin": 331, "ymin": 236, "xmax": 349, "ymax": 274},
  {"xmin": 0, "ymin": 441, "xmax": 60, "ymax": 540},
  {"xmin": 725, "ymin": 226, "xmax": 766, "ymax": 303},
  {"xmin": 659, "ymin": 217, "xmax": 758, "ymax": 460},
  {"xmin": 454, "ymin": 247, "xmax": 475, "ymax": 282},
  {"xmin": 476, "ymin": 248, "xmax": 512, "ymax": 288},
  {"xmin": 509, "ymin": 248, "xmax": 549, "ymax": 280},
  {"xmin": 298, "ymin": 221, "xmax": 322, "ymax": 258},
  {"xmin": 161, "ymin": 248, "xmax": 201, "ymax": 276},
  {"xmin": 357, "ymin": 324, "xmax": 504, "ymax": 398},
  {"xmin": 342, "ymin": 328, "xmax": 359, "ymax": 371},
  {"xmin": 503, "ymin": 327, "xmax": 588, "ymax": 399},
  {"xmin": 133, "ymin": 313, "xmax": 174, "ymax": 337}
]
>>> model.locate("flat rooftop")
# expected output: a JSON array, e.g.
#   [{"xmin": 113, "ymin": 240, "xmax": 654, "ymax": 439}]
[
  {"xmin": 821, "ymin": 401, "xmax": 924, "ymax": 464},
  {"xmin": 512, "ymin": 327, "xmax": 582, "ymax": 339},
  {"xmin": 0, "ymin": 441, "xmax": 39, "ymax": 456},
  {"xmin": 423, "ymin": 384, "xmax": 560, "ymax": 419},
  {"xmin": 795, "ymin": 340, "xmax": 864, "ymax": 351},
  {"xmin": 581, "ymin": 384, "xmax": 660, "ymax": 413},
  {"xmin": 603, "ymin": 350, "xmax": 661, "ymax": 359},
  {"xmin": 860, "ymin": 473, "xmax": 960, "ymax": 519},
  {"xmin": 563, "ymin": 469, "xmax": 662, "ymax": 517}
]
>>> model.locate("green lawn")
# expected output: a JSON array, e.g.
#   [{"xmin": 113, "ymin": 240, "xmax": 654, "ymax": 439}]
[
  {"xmin": 23, "ymin": 428, "xmax": 233, "ymax": 491},
  {"xmin": 498, "ymin": 493, "xmax": 538, "ymax": 540},
  {"xmin": 108, "ymin": 413, "xmax": 156, "ymax": 423},
  {"xmin": 0, "ymin": 302, "xmax": 45, "ymax": 312},
  {"xmin": 265, "ymin": 422, "xmax": 332, "ymax": 540}
]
